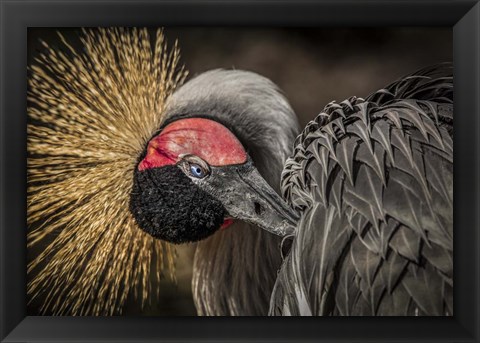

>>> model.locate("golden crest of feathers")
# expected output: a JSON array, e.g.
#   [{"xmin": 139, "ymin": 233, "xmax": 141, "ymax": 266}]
[{"xmin": 27, "ymin": 28, "xmax": 188, "ymax": 315}]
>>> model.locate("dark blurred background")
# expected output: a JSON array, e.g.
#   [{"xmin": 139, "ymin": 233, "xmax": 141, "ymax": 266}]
[{"xmin": 28, "ymin": 27, "xmax": 452, "ymax": 316}]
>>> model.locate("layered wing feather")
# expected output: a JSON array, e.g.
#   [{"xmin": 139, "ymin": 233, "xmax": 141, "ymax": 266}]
[{"xmin": 270, "ymin": 64, "xmax": 453, "ymax": 316}]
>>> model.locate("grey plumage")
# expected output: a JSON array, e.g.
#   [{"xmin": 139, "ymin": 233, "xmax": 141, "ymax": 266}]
[{"xmin": 270, "ymin": 63, "xmax": 453, "ymax": 316}]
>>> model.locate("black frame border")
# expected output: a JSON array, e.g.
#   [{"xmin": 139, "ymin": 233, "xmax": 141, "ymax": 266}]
[{"xmin": 1, "ymin": 0, "xmax": 479, "ymax": 342}]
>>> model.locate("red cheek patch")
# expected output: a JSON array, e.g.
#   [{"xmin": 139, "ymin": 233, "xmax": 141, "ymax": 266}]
[{"xmin": 139, "ymin": 118, "xmax": 247, "ymax": 171}]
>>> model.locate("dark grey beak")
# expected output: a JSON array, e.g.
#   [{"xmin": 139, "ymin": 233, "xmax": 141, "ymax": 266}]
[{"xmin": 193, "ymin": 161, "xmax": 299, "ymax": 237}]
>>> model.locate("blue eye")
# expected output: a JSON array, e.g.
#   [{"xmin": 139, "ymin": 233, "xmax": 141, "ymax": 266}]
[{"xmin": 190, "ymin": 163, "xmax": 206, "ymax": 178}]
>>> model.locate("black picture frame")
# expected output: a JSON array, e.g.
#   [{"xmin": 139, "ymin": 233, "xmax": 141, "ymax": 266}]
[{"xmin": 1, "ymin": 0, "xmax": 479, "ymax": 342}]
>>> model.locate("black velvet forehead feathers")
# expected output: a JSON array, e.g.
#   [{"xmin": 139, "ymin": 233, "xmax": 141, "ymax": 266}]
[{"xmin": 129, "ymin": 165, "xmax": 227, "ymax": 244}]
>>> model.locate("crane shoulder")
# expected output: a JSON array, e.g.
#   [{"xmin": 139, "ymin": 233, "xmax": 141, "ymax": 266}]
[{"xmin": 271, "ymin": 64, "xmax": 453, "ymax": 316}]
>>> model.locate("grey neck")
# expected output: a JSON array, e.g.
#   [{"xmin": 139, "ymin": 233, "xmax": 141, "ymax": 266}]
[{"xmin": 164, "ymin": 69, "xmax": 299, "ymax": 315}]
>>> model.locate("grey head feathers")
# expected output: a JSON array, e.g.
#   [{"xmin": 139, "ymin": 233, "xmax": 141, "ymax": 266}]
[{"xmin": 164, "ymin": 69, "xmax": 299, "ymax": 189}]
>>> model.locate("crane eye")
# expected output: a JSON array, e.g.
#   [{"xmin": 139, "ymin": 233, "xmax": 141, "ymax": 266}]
[
  {"xmin": 189, "ymin": 163, "xmax": 207, "ymax": 178},
  {"xmin": 178, "ymin": 154, "xmax": 210, "ymax": 179}
]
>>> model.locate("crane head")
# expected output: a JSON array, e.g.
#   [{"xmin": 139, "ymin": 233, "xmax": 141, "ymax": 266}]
[{"xmin": 129, "ymin": 117, "xmax": 298, "ymax": 244}]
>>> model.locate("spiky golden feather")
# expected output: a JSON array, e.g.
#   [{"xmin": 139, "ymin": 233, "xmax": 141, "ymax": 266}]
[{"xmin": 27, "ymin": 28, "xmax": 188, "ymax": 315}]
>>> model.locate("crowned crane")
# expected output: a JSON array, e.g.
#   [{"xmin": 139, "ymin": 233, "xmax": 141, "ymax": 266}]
[{"xmin": 28, "ymin": 28, "xmax": 452, "ymax": 316}]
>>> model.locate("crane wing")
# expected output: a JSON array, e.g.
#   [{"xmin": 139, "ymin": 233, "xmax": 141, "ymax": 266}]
[{"xmin": 270, "ymin": 64, "xmax": 453, "ymax": 316}]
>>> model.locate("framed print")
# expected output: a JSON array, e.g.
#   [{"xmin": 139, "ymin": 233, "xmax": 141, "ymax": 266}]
[{"xmin": 1, "ymin": 0, "xmax": 479, "ymax": 342}]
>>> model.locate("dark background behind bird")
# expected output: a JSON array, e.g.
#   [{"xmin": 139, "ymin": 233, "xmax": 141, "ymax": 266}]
[{"xmin": 27, "ymin": 27, "xmax": 452, "ymax": 316}]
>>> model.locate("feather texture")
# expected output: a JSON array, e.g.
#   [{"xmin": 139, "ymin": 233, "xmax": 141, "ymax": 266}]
[{"xmin": 272, "ymin": 63, "xmax": 453, "ymax": 316}]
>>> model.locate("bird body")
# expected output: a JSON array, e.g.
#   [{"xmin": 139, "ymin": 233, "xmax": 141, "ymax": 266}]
[{"xmin": 270, "ymin": 64, "xmax": 453, "ymax": 315}]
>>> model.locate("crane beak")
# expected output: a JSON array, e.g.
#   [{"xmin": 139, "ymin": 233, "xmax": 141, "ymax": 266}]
[{"xmin": 195, "ymin": 161, "xmax": 299, "ymax": 237}]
